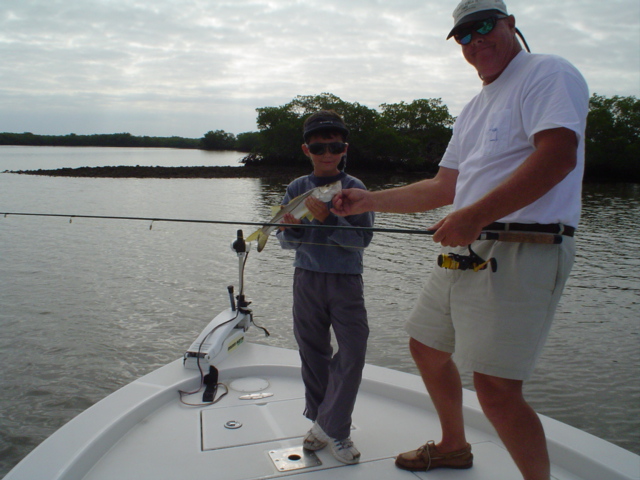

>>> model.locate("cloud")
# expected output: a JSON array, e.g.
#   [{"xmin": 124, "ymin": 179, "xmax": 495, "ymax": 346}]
[{"xmin": 0, "ymin": 0, "xmax": 638, "ymax": 137}]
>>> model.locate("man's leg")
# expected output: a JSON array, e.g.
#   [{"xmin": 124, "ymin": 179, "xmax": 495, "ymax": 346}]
[
  {"xmin": 474, "ymin": 373, "xmax": 550, "ymax": 480},
  {"xmin": 410, "ymin": 338, "xmax": 468, "ymax": 452}
]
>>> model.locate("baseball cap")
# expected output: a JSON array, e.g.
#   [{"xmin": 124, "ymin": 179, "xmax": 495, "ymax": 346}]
[
  {"xmin": 303, "ymin": 112, "xmax": 349, "ymax": 142},
  {"xmin": 447, "ymin": 0, "xmax": 509, "ymax": 39}
]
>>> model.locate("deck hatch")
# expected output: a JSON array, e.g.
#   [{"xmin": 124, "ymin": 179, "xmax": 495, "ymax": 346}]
[
  {"xmin": 201, "ymin": 398, "xmax": 309, "ymax": 451},
  {"xmin": 268, "ymin": 447, "xmax": 321, "ymax": 472}
]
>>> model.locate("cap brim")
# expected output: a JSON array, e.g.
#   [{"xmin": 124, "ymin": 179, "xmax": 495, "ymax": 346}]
[
  {"xmin": 303, "ymin": 123, "xmax": 349, "ymax": 141},
  {"xmin": 446, "ymin": 10, "xmax": 507, "ymax": 39}
]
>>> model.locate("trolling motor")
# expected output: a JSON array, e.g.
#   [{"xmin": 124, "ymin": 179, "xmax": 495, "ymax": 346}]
[
  {"xmin": 438, "ymin": 245, "xmax": 498, "ymax": 273},
  {"xmin": 183, "ymin": 230, "xmax": 256, "ymax": 371}
]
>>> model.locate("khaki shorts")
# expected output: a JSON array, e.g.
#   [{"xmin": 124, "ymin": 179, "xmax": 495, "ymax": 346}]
[{"xmin": 405, "ymin": 238, "xmax": 575, "ymax": 380}]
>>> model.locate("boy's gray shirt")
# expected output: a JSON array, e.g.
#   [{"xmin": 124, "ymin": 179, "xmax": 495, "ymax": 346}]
[{"xmin": 276, "ymin": 172, "xmax": 374, "ymax": 274}]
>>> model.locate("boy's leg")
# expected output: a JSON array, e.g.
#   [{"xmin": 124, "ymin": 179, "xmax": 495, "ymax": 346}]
[
  {"xmin": 292, "ymin": 268, "xmax": 332, "ymax": 421},
  {"xmin": 315, "ymin": 274, "xmax": 368, "ymax": 440}
]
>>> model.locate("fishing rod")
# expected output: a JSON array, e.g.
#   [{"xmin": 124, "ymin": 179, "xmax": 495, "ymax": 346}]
[
  {"xmin": 1, "ymin": 211, "xmax": 563, "ymax": 244},
  {"xmin": 1, "ymin": 211, "xmax": 434, "ymax": 236}
]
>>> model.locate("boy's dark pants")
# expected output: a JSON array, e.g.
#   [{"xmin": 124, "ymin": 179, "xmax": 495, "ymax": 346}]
[{"xmin": 292, "ymin": 268, "xmax": 369, "ymax": 440}]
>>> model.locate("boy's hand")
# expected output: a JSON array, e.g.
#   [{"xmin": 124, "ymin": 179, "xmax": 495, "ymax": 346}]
[
  {"xmin": 278, "ymin": 212, "xmax": 301, "ymax": 231},
  {"xmin": 305, "ymin": 196, "xmax": 329, "ymax": 223}
]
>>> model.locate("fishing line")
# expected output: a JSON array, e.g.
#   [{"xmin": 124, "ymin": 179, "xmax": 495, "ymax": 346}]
[{"xmin": 278, "ymin": 239, "xmax": 365, "ymax": 250}]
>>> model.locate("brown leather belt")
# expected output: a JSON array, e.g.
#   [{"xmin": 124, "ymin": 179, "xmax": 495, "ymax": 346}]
[{"xmin": 484, "ymin": 222, "xmax": 575, "ymax": 237}]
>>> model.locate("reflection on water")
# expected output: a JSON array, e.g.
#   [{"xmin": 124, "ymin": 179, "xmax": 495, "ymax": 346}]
[
  {"xmin": 0, "ymin": 161, "xmax": 638, "ymax": 476},
  {"xmin": 0, "ymin": 145, "xmax": 247, "ymax": 171}
]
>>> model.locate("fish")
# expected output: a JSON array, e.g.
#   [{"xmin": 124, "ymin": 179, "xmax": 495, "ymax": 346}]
[{"xmin": 246, "ymin": 180, "xmax": 342, "ymax": 252}]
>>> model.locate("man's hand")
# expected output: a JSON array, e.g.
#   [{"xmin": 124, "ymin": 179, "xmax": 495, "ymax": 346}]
[
  {"xmin": 429, "ymin": 207, "xmax": 485, "ymax": 247},
  {"xmin": 331, "ymin": 188, "xmax": 372, "ymax": 216}
]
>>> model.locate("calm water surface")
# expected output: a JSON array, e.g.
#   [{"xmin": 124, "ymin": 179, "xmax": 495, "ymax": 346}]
[
  {"xmin": 0, "ymin": 147, "xmax": 638, "ymax": 476},
  {"xmin": 0, "ymin": 145, "xmax": 247, "ymax": 170}
]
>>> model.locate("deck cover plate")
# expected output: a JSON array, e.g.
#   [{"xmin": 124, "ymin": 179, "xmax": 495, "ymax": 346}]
[{"xmin": 268, "ymin": 446, "xmax": 321, "ymax": 472}]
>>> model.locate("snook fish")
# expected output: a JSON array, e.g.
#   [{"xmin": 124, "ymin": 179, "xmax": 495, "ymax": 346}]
[{"xmin": 246, "ymin": 180, "xmax": 342, "ymax": 252}]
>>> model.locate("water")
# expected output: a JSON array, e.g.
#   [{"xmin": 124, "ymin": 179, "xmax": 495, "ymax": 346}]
[
  {"xmin": 0, "ymin": 147, "xmax": 638, "ymax": 476},
  {"xmin": 0, "ymin": 145, "xmax": 247, "ymax": 171}
]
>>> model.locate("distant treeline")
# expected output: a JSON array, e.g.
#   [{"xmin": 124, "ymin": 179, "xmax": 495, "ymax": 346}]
[
  {"xmin": 2, "ymin": 92, "xmax": 638, "ymax": 181},
  {"xmin": 0, "ymin": 130, "xmax": 258, "ymax": 153},
  {"xmin": 584, "ymin": 94, "xmax": 639, "ymax": 182},
  {"xmin": 244, "ymin": 93, "xmax": 453, "ymax": 175},
  {"xmin": 241, "ymin": 92, "xmax": 639, "ymax": 181},
  {"xmin": 0, "ymin": 132, "xmax": 202, "ymax": 149}
]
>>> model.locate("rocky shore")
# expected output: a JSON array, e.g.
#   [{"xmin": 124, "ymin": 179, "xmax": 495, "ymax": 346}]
[
  {"xmin": 6, "ymin": 165, "xmax": 310, "ymax": 179},
  {"xmin": 5, "ymin": 165, "xmax": 432, "ymax": 187}
]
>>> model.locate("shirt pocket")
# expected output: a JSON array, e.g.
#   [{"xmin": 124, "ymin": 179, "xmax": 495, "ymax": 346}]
[{"xmin": 482, "ymin": 109, "xmax": 512, "ymax": 156}]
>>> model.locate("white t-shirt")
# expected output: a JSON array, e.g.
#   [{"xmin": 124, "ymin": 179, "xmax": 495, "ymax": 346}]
[{"xmin": 440, "ymin": 50, "xmax": 589, "ymax": 227}]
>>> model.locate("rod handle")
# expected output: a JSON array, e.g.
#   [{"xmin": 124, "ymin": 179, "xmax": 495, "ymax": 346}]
[{"xmin": 478, "ymin": 231, "xmax": 563, "ymax": 244}]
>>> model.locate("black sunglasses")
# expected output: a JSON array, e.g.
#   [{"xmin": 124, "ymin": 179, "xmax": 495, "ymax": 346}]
[
  {"xmin": 306, "ymin": 142, "xmax": 347, "ymax": 155},
  {"xmin": 454, "ymin": 16, "xmax": 504, "ymax": 45}
]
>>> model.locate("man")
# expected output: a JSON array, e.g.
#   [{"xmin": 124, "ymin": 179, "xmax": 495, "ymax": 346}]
[{"xmin": 331, "ymin": 1, "xmax": 589, "ymax": 479}]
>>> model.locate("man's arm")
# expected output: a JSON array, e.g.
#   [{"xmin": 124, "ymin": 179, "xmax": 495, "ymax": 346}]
[
  {"xmin": 432, "ymin": 127, "xmax": 578, "ymax": 247},
  {"xmin": 331, "ymin": 166, "xmax": 458, "ymax": 216}
]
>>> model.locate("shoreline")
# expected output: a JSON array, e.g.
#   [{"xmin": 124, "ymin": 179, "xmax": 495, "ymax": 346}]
[
  {"xmin": 5, "ymin": 165, "xmax": 310, "ymax": 179},
  {"xmin": 4, "ymin": 165, "xmax": 636, "ymax": 185},
  {"xmin": 4, "ymin": 164, "xmax": 432, "ymax": 181}
]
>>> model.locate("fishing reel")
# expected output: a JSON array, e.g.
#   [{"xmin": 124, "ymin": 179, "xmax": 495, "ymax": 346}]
[{"xmin": 438, "ymin": 245, "xmax": 497, "ymax": 273}]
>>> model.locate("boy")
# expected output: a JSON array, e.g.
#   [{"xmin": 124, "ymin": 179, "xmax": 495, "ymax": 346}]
[{"xmin": 276, "ymin": 110, "xmax": 374, "ymax": 464}]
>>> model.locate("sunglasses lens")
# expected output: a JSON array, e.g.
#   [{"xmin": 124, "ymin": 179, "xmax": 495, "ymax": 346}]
[
  {"xmin": 308, "ymin": 143, "xmax": 325, "ymax": 155},
  {"xmin": 454, "ymin": 17, "xmax": 496, "ymax": 45},
  {"xmin": 476, "ymin": 18, "xmax": 496, "ymax": 35},
  {"xmin": 328, "ymin": 142, "xmax": 346, "ymax": 154},
  {"xmin": 307, "ymin": 142, "xmax": 346, "ymax": 155},
  {"xmin": 457, "ymin": 33, "xmax": 472, "ymax": 45}
]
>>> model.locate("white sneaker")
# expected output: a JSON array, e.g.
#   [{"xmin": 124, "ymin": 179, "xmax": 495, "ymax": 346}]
[
  {"xmin": 329, "ymin": 437, "xmax": 360, "ymax": 464},
  {"xmin": 303, "ymin": 424, "xmax": 327, "ymax": 451},
  {"xmin": 310, "ymin": 422, "xmax": 360, "ymax": 464}
]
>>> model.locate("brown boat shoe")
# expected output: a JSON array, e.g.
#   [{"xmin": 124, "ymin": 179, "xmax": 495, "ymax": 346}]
[{"xmin": 395, "ymin": 440, "xmax": 473, "ymax": 471}]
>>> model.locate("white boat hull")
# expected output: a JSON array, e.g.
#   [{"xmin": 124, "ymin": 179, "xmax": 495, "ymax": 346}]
[{"xmin": 5, "ymin": 342, "xmax": 639, "ymax": 480}]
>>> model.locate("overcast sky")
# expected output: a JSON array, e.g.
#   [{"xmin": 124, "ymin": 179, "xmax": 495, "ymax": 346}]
[{"xmin": 1, "ymin": 0, "xmax": 638, "ymax": 138}]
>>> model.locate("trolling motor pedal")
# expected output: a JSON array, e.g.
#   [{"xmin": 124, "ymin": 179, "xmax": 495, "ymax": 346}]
[{"xmin": 202, "ymin": 366, "xmax": 219, "ymax": 402}]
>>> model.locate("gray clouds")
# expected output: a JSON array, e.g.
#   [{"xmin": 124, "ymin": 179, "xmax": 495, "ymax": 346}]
[{"xmin": 1, "ymin": 0, "xmax": 638, "ymax": 137}]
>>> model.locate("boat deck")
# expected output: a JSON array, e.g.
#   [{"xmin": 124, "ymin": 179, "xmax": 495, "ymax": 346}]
[{"xmin": 5, "ymin": 343, "xmax": 638, "ymax": 480}]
